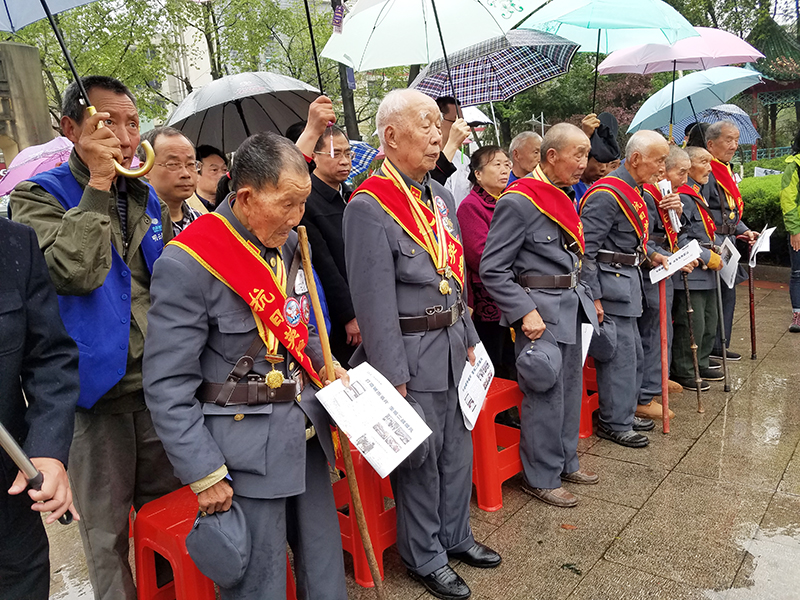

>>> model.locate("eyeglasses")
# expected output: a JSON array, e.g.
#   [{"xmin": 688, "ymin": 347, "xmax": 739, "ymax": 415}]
[
  {"xmin": 155, "ymin": 161, "xmax": 199, "ymax": 173},
  {"xmin": 442, "ymin": 117, "xmax": 456, "ymax": 123},
  {"xmin": 313, "ymin": 150, "xmax": 353, "ymax": 160}
]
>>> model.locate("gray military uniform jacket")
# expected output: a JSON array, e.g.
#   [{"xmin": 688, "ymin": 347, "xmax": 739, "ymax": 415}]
[
  {"xmin": 678, "ymin": 178, "xmax": 718, "ymax": 291},
  {"xmin": 343, "ymin": 166, "xmax": 479, "ymax": 392},
  {"xmin": 143, "ymin": 200, "xmax": 335, "ymax": 500},
  {"xmin": 703, "ymin": 166, "xmax": 749, "ymax": 237},
  {"xmin": 480, "ymin": 176, "xmax": 596, "ymax": 345},
  {"xmin": 580, "ymin": 166, "xmax": 645, "ymax": 318}
]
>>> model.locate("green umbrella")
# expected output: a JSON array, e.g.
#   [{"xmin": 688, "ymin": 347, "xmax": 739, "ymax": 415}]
[{"xmin": 516, "ymin": 0, "xmax": 698, "ymax": 112}]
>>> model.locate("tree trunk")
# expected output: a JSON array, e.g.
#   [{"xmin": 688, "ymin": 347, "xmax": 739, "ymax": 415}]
[
  {"xmin": 770, "ymin": 104, "xmax": 777, "ymax": 147},
  {"xmin": 203, "ymin": 3, "xmax": 222, "ymax": 80},
  {"xmin": 407, "ymin": 65, "xmax": 421, "ymax": 87},
  {"xmin": 499, "ymin": 117, "xmax": 512, "ymax": 148},
  {"xmin": 339, "ymin": 63, "xmax": 360, "ymax": 141}
]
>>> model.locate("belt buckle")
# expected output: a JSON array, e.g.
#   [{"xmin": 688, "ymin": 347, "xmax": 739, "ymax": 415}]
[
  {"xmin": 569, "ymin": 271, "xmax": 578, "ymax": 289},
  {"xmin": 425, "ymin": 305, "xmax": 444, "ymax": 316},
  {"xmin": 449, "ymin": 305, "xmax": 459, "ymax": 326}
]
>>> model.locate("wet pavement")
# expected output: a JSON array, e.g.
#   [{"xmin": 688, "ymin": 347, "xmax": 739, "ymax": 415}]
[{"xmin": 48, "ymin": 281, "xmax": 800, "ymax": 599}]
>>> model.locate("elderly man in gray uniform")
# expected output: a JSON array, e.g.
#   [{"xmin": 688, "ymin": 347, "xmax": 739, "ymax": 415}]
[
  {"xmin": 344, "ymin": 88, "xmax": 501, "ymax": 600},
  {"xmin": 481, "ymin": 123, "xmax": 599, "ymax": 509},
  {"xmin": 580, "ymin": 130, "xmax": 670, "ymax": 449},
  {"xmin": 143, "ymin": 132, "xmax": 348, "ymax": 600},
  {"xmin": 699, "ymin": 121, "xmax": 757, "ymax": 361}
]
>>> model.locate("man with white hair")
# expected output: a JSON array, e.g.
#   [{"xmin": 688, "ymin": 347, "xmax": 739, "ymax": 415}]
[
  {"xmin": 344, "ymin": 89, "xmax": 501, "ymax": 600},
  {"xmin": 700, "ymin": 120, "xmax": 757, "ymax": 361},
  {"xmin": 580, "ymin": 130, "xmax": 670, "ymax": 448},
  {"xmin": 507, "ymin": 131, "xmax": 542, "ymax": 185}
]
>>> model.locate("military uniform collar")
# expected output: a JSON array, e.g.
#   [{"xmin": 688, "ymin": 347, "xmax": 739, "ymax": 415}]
[
  {"xmin": 383, "ymin": 161, "xmax": 432, "ymax": 194},
  {"xmin": 610, "ymin": 164, "xmax": 642, "ymax": 194},
  {"xmin": 217, "ymin": 193, "xmax": 270, "ymax": 253}
]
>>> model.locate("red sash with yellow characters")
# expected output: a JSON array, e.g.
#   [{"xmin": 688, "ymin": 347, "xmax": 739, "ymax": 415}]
[
  {"xmin": 678, "ymin": 183, "xmax": 717, "ymax": 243},
  {"xmin": 581, "ymin": 175, "xmax": 649, "ymax": 248},
  {"xmin": 505, "ymin": 166, "xmax": 585, "ymax": 253},
  {"xmin": 642, "ymin": 183, "xmax": 679, "ymax": 252},
  {"xmin": 355, "ymin": 161, "xmax": 465, "ymax": 294},
  {"xmin": 710, "ymin": 158, "xmax": 744, "ymax": 222},
  {"xmin": 169, "ymin": 212, "xmax": 323, "ymax": 387}
]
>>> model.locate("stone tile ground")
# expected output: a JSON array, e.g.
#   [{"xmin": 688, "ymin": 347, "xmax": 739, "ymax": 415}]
[{"xmin": 48, "ymin": 283, "xmax": 800, "ymax": 599}]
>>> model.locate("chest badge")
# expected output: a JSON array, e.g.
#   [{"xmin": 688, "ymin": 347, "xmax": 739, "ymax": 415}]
[{"xmin": 284, "ymin": 297, "xmax": 302, "ymax": 327}]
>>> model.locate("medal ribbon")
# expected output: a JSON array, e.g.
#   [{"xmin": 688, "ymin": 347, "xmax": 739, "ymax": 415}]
[
  {"xmin": 710, "ymin": 158, "xmax": 744, "ymax": 220},
  {"xmin": 582, "ymin": 176, "xmax": 650, "ymax": 249},
  {"xmin": 382, "ymin": 160, "xmax": 448, "ymax": 276},
  {"xmin": 169, "ymin": 212, "xmax": 322, "ymax": 387},
  {"xmin": 642, "ymin": 183, "xmax": 679, "ymax": 252}
]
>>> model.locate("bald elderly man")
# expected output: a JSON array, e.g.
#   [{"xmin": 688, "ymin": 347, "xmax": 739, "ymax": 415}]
[
  {"xmin": 343, "ymin": 89, "xmax": 501, "ymax": 600},
  {"xmin": 580, "ymin": 131, "xmax": 670, "ymax": 449},
  {"xmin": 507, "ymin": 131, "xmax": 542, "ymax": 185},
  {"xmin": 481, "ymin": 124, "xmax": 599, "ymax": 509}
]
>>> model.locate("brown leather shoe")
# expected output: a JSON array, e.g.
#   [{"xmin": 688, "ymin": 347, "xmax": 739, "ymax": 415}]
[
  {"xmin": 561, "ymin": 468, "xmax": 599, "ymax": 485},
  {"xmin": 521, "ymin": 482, "xmax": 578, "ymax": 507},
  {"xmin": 636, "ymin": 400, "xmax": 675, "ymax": 421},
  {"xmin": 668, "ymin": 380, "xmax": 684, "ymax": 394}
]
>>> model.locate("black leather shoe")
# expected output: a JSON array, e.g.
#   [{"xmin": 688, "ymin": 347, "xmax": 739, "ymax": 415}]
[
  {"xmin": 700, "ymin": 368, "xmax": 724, "ymax": 381},
  {"xmin": 672, "ymin": 376, "xmax": 710, "ymax": 392},
  {"xmin": 409, "ymin": 565, "xmax": 471, "ymax": 600},
  {"xmin": 596, "ymin": 424, "xmax": 649, "ymax": 448},
  {"xmin": 711, "ymin": 349, "xmax": 741, "ymax": 361},
  {"xmin": 632, "ymin": 416, "xmax": 655, "ymax": 431},
  {"xmin": 448, "ymin": 542, "xmax": 501, "ymax": 568},
  {"xmin": 709, "ymin": 359, "xmax": 723, "ymax": 369}
]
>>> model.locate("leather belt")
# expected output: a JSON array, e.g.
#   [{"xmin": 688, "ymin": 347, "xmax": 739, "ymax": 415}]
[
  {"xmin": 519, "ymin": 272, "xmax": 580, "ymax": 290},
  {"xmin": 399, "ymin": 300, "xmax": 466, "ymax": 333},
  {"xmin": 596, "ymin": 249, "xmax": 641, "ymax": 266},
  {"xmin": 197, "ymin": 376, "xmax": 297, "ymax": 407}
]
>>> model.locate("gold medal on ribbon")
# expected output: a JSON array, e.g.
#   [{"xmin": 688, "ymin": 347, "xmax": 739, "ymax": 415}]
[
  {"xmin": 729, "ymin": 211, "xmax": 736, "ymax": 220},
  {"xmin": 265, "ymin": 354, "xmax": 284, "ymax": 389},
  {"xmin": 439, "ymin": 279, "xmax": 452, "ymax": 295},
  {"xmin": 445, "ymin": 265, "xmax": 453, "ymax": 279}
]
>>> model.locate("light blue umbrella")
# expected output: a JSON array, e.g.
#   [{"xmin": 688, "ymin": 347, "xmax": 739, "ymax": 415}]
[
  {"xmin": 0, "ymin": 0, "xmax": 95, "ymax": 31},
  {"xmin": 516, "ymin": 0, "xmax": 698, "ymax": 111},
  {"xmin": 658, "ymin": 104, "xmax": 760, "ymax": 145},
  {"xmin": 628, "ymin": 67, "xmax": 762, "ymax": 134}
]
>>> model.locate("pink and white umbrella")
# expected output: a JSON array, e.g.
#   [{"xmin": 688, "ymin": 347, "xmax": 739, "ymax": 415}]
[
  {"xmin": 597, "ymin": 27, "xmax": 764, "ymax": 75},
  {"xmin": 0, "ymin": 137, "xmax": 73, "ymax": 196}
]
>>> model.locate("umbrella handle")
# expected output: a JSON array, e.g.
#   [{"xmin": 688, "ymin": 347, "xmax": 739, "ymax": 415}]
[{"xmin": 86, "ymin": 107, "xmax": 155, "ymax": 178}]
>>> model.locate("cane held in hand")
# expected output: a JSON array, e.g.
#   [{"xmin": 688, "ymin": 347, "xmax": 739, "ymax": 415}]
[
  {"xmin": 0, "ymin": 420, "xmax": 72, "ymax": 525},
  {"xmin": 297, "ymin": 226, "xmax": 386, "ymax": 599}
]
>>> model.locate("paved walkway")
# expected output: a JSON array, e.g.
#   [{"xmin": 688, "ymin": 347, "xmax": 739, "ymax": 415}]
[{"xmin": 48, "ymin": 283, "xmax": 800, "ymax": 599}]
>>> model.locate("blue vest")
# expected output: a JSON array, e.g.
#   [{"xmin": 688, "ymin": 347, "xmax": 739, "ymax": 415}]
[{"xmin": 30, "ymin": 164, "xmax": 164, "ymax": 408}]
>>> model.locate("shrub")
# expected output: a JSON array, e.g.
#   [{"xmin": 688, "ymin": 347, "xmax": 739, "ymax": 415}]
[
  {"xmin": 739, "ymin": 173, "xmax": 788, "ymax": 265},
  {"xmin": 742, "ymin": 156, "xmax": 791, "ymax": 178}
]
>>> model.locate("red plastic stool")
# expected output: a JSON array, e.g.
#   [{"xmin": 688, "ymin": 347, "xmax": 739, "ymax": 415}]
[
  {"xmin": 134, "ymin": 485, "xmax": 297, "ymax": 600},
  {"xmin": 580, "ymin": 359, "xmax": 599, "ymax": 439},
  {"xmin": 471, "ymin": 378, "xmax": 524, "ymax": 512},
  {"xmin": 333, "ymin": 440, "xmax": 396, "ymax": 588}
]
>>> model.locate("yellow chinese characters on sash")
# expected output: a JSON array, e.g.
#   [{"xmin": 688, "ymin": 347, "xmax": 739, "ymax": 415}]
[{"xmin": 169, "ymin": 212, "xmax": 322, "ymax": 388}]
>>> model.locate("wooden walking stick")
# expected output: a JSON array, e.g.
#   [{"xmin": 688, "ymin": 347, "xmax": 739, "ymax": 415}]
[
  {"xmin": 681, "ymin": 272, "xmax": 705, "ymax": 413},
  {"xmin": 297, "ymin": 226, "xmax": 386, "ymax": 599},
  {"xmin": 748, "ymin": 265, "xmax": 757, "ymax": 360},
  {"xmin": 714, "ymin": 271, "xmax": 731, "ymax": 393},
  {"xmin": 658, "ymin": 279, "xmax": 670, "ymax": 433}
]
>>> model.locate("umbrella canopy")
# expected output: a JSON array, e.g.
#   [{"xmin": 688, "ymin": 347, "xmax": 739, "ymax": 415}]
[
  {"xmin": 516, "ymin": 0, "xmax": 698, "ymax": 53},
  {"xmin": 598, "ymin": 27, "xmax": 764, "ymax": 75},
  {"xmin": 0, "ymin": 137, "xmax": 73, "ymax": 196},
  {"xmin": 628, "ymin": 67, "xmax": 762, "ymax": 133},
  {"xmin": 321, "ymin": 0, "xmax": 546, "ymax": 71},
  {"xmin": 0, "ymin": 0, "xmax": 95, "ymax": 31},
  {"xmin": 658, "ymin": 104, "xmax": 760, "ymax": 145},
  {"xmin": 409, "ymin": 29, "xmax": 578, "ymax": 106},
  {"xmin": 462, "ymin": 106, "xmax": 494, "ymax": 126},
  {"xmin": 166, "ymin": 72, "xmax": 320, "ymax": 154},
  {"xmin": 349, "ymin": 140, "xmax": 379, "ymax": 178}
]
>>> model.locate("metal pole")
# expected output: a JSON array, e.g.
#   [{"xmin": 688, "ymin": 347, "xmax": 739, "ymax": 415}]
[
  {"xmin": 430, "ymin": 0, "xmax": 458, "ymax": 105},
  {"xmin": 668, "ymin": 61, "xmax": 677, "ymax": 142},
  {"xmin": 659, "ymin": 279, "xmax": 670, "ymax": 433},
  {"xmin": 681, "ymin": 272, "xmax": 705, "ymax": 413},
  {"xmin": 302, "ymin": 0, "xmax": 325, "ymax": 93},
  {"xmin": 489, "ymin": 101, "xmax": 501, "ymax": 145},
  {"xmin": 591, "ymin": 29, "xmax": 601, "ymax": 114},
  {"xmin": 714, "ymin": 270, "xmax": 731, "ymax": 392}
]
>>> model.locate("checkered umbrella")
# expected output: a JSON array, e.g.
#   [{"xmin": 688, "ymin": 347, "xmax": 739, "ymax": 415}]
[
  {"xmin": 349, "ymin": 140, "xmax": 379, "ymax": 177},
  {"xmin": 409, "ymin": 30, "xmax": 579, "ymax": 107}
]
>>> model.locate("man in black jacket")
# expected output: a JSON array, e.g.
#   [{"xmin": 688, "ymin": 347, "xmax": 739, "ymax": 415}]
[
  {"xmin": 1, "ymin": 217, "xmax": 80, "ymax": 600},
  {"xmin": 300, "ymin": 125, "xmax": 361, "ymax": 365}
]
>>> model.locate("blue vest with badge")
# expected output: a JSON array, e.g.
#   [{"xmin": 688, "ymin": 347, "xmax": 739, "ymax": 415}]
[{"xmin": 30, "ymin": 164, "xmax": 164, "ymax": 408}]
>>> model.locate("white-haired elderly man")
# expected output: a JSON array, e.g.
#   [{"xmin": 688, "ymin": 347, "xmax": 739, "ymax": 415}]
[
  {"xmin": 580, "ymin": 130, "xmax": 670, "ymax": 449},
  {"xmin": 507, "ymin": 130, "xmax": 542, "ymax": 186},
  {"xmin": 343, "ymin": 89, "xmax": 501, "ymax": 600},
  {"xmin": 699, "ymin": 120, "xmax": 757, "ymax": 361}
]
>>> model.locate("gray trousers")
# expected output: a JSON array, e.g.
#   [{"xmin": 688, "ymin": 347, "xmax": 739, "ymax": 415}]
[
  {"xmin": 69, "ymin": 406, "xmax": 181, "ymax": 600},
  {"xmin": 715, "ymin": 274, "xmax": 737, "ymax": 350},
  {"xmin": 595, "ymin": 315, "xmax": 643, "ymax": 432},
  {"xmin": 672, "ymin": 288, "xmax": 718, "ymax": 380},
  {"xmin": 390, "ymin": 386, "xmax": 475, "ymax": 577},
  {"xmin": 222, "ymin": 438, "xmax": 347, "ymax": 600},
  {"xmin": 516, "ymin": 325, "xmax": 583, "ymax": 489},
  {"xmin": 638, "ymin": 276, "xmax": 674, "ymax": 403}
]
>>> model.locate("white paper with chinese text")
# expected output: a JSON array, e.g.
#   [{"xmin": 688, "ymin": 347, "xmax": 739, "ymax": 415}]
[
  {"xmin": 458, "ymin": 342, "xmax": 494, "ymax": 431},
  {"xmin": 649, "ymin": 240, "xmax": 702, "ymax": 284},
  {"xmin": 719, "ymin": 237, "xmax": 741, "ymax": 289},
  {"xmin": 748, "ymin": 225, "xmax": 776, "ymax": 268}
]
